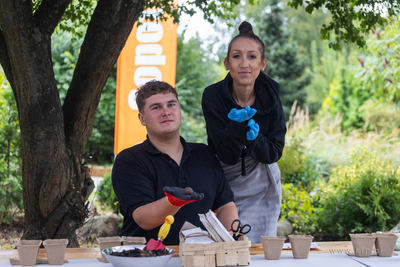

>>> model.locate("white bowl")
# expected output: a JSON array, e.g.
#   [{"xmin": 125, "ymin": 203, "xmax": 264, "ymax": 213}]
[{"xmin": 102, "ymin": 245, "xmax": 175, "ymax": 267}]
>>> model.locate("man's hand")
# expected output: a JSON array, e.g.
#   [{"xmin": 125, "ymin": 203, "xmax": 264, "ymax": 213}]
[
  {"xmin": 163, "ymin": 186, "xmax": 204, "ymax": 207},
  {"xmin": 228, "ymin": 106, "xmax": 257, "ymax": 123}
]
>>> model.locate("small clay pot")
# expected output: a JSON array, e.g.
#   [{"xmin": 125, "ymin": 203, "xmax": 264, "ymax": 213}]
[
  {"xmin": 349, "ymin": 233, "xmax": 375, "ymax": 257},
  {"xmin": 97, "ymin": 236, "xmax": 122, "ymax": 263},
  {"xmin": 16, "ymin": 240, "xmax": 42, "ymax": 266},
  {"xmin": 121, "ymin": 236, "xmax": 146, "ymax": 246},
  {"xmin": 261, "ymin": 236, "xmax": 285, "ymax": 260},
  {"xmin": 43, "ymin": 239, "xmax": 68, "ymax": 265},
  {"xmin": 373, "ymin": 233, "xmax": 398, "ymax": 257},
  {"xmin": 288, "ymin": 235, "xmax": 313, "ymax": 259}
]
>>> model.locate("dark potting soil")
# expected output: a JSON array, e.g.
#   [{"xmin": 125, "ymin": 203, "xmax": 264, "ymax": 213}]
[{"xmin": 109, "ymin": 248, "xmax": 169, "ymax": 257}]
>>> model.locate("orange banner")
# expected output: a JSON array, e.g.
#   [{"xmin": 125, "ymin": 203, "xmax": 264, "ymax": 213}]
[{"xmin": 115, "ymin": 17, "xmax": 178, "ymax": 154}]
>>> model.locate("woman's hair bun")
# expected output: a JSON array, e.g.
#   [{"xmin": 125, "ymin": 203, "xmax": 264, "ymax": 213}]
[{"xmin": 238, "ymin": 21, "xmax": 254, "ymax": 35}]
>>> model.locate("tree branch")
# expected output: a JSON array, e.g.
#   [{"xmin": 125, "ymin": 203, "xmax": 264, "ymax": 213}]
[
  {"xmin": 63, "ymin": 0, "xmax": 145, "ymax": 154},
  {"xmin": 0, "ymin": 0, "xmax": 34, "ymax": 107},
  {"xmin": 34, "ymin": 0, "xmax": 72, "ymax": 36}
]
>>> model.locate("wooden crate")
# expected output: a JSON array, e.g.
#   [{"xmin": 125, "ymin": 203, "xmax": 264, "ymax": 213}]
[
  {"xmin": 180, "ymin": 233, "xmax": 216, "ymax": 267},
  {"xmin": 215, "ymin": 234, "xmax": 251, "ymax": 266},
  {"xmin": 179, "ymin": 233, "xmax": 250, "ymax": 267}
]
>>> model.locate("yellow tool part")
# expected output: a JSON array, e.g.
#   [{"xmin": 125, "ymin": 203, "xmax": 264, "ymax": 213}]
[{"xmin": 158, "ymin": 215, "xmax": 174, "ymax": 240}]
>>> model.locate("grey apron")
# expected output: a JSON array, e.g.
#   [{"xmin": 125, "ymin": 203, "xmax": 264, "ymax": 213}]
[{"xmin": 220, "ymin": 156, "xmax": 282, "ymax": 243}]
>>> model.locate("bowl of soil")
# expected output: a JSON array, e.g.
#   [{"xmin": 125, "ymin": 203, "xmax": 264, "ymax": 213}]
[{"xmin": 102, "ymin": 245, "xmax": 175, "ymax": 267}]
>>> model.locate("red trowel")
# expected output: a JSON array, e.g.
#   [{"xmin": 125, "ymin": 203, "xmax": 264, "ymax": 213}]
[{"xmin": 144, "ymin": 215, "xmax": 174, "ymax": 250}]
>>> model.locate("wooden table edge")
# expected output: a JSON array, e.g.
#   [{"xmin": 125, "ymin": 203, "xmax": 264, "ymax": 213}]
[{"xmin": 0, "ymin": 241, "xmax": 355, "ymax": 261}]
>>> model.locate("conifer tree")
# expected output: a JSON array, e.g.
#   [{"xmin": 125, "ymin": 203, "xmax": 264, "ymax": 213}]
[{"xmin": 259, "ymin": 0, "xmax": 311, "ymax": 118}]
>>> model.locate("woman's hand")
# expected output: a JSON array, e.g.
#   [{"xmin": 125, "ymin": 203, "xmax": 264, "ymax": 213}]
[
  {"xmin": 228, "ymin": 106, "xmax": 257, "ymax": 123},
  {"xmin": 246, "ymin": 119, "xmax": 259, "ymax": 140}
]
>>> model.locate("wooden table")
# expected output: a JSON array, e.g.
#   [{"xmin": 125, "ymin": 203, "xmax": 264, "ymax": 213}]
[
  {"xmin": 252, "ymin": 241, "xmax": 353, "ymax": 254},
  {"xmin": 0, "ymin": 242, "xmax": 353, "ymax": 261}
]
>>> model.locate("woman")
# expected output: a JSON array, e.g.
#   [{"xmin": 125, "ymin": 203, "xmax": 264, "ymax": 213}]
[{"xmin": 201, "ymin": 21, "xmax": 286, "ymax": 243}]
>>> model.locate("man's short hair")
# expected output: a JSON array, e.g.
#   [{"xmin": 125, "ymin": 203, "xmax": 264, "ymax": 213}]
[{"xmin": 135, "ymin": 80, "xmax": 179, "ymax": 114}]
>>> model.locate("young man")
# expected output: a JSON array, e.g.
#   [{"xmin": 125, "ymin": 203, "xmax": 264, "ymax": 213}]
[{"xmin": 112, "ymin": 80, "xmax": 238, "ymax": 245}]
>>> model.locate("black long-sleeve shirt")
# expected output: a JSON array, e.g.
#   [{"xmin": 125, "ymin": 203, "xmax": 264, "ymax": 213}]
[{"xmin": 202, "ymin": 72, "xmax": 286, "ymax": 166}]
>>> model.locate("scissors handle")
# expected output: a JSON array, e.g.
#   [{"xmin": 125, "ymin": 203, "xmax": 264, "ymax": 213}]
[
  {"xmin": 230, "ymin": 219, "xmax": 251, "ymax": 240},
  {"xmin": 231, "ymin": 219, "xmax": 242, "ymax": 232},
  {"xmin": 239, "ymin": 224, "xmax": 251, "ymax": 235}
]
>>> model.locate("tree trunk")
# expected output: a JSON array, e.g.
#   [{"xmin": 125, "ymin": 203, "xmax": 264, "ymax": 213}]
[{"xmin": 0, "ymin": 0, "xmax": 144, "ymax": 246}]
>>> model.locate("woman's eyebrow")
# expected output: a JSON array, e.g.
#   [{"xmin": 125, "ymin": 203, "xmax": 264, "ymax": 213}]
[{"xmin": 231, "ymin": 49, "xmax": 258, "ymax": 53}]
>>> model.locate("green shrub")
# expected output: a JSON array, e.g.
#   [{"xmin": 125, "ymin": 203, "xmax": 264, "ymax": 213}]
[
  {"xmin": 317, "ymin": 146, "xmax": 400, "ymax": 239},
  {"xmin": 97, "ymin": 173, "xmax": 119, "ymax": 213},
  {"xmin": 280, "ymin": 183, "xmax": 320, "ymax": 234},
  {"xmin": 360, "ymin": 99, "xmax": 400, "ymax": 135},
  {"xmin": 0, "ymin": 70, "xmax": 23, "ymax": 223},
  {"xmin": 319, "ymin": 68, "xmax": 371, "ymax": 133},
  {"xmin": 278, "ymin": 136, "xmax": 328, "ymax": 192}
]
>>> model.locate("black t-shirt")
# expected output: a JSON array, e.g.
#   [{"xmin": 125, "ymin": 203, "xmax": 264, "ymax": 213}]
[{"xmin": 112, "ymin": 137, "xmax": 234, "ymax": 245}]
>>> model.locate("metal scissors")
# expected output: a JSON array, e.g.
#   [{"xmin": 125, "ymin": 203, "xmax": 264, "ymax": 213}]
[{"xmin": 230, "ymin": 219, "xmax": 251, "ymax": 240}]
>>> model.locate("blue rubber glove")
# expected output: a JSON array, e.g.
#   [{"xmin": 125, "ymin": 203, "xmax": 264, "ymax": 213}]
[
  {"xmin": 247, "ymin": 119, "xmax": 259, "ymax": 140},
  {"xmin": 244, "ymin": 105, "xmax": 257, "ymax": 118},
  {"xmin": 228, "ymin": 106, "xmax": 257, "ymax": 123}
]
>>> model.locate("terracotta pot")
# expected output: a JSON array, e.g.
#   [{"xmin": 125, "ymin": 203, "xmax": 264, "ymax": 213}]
[
  {"xmin": 16, "ymin": 240, "xmax": 42, "ymax": 266},
  {"xmin": 373, "ymin": 233, "xmax": 398, "ymax": 257},
  {"xmin": 97, "ymin": 236, "xmax": 122, "ymax": 263},
  {"xmin": 288, "ymin": 235, "xmax": 313, "ymax": 259},
  {"xmin": 261, "ymin": 236, "xmax": 285, "ymax": 260},
  {"xmin": 349, "ymin": 233, "xmax": 375, "ymax": 257}
]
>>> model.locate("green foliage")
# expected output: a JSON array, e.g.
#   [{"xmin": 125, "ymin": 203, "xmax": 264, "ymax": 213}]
[
  {"xmin": 287, "ymin": 0, "xmax": 399, "ymax": 50},
  {"xmin": 176, "ymin": 31, "xmax": 216, "ymax": 118},
  {"xmin": 284, "ymin": 0, "xmax": 332, "ymax": 62},
  {"xmin": 32, "ymin": 0, "xmax": 96, "ymax": 41},
  {"xmin": 317, "ymin": 146, "xmax": 400, "ymax": 238},
  {"xmin": 319, "ymin": 68, "xmax": 371, "ymax": 132},
  {"xmin": 0, "ymin": 69, "xmax": 23, "ymax": 223},
  {"xmin": 280, "ymin": 183, "xmax": 319, "ymax": 234},
  {"xmin": 141, "ymin": 0, "xmax": 245, "ymax": 24},
  {"xmin": 52, "ymin": 30, "xmax": 116, "ymax": 164},
  {"xmin": 176, "ymin": 30, "xmax": 223, "ymax": 143},
  {"xmin": 278, "ymin": 136, "xmax": 328, "ymax": 191},
  {"xmin": 360, "ymin": 99, "xmax": 400, "ymax": 135},
  {"xmin": 35, "ymin": 0, "xmax": 247, "ymax": 39},
  {"xmin": 354, "ymin": 18, "xmax": 400, "ymax": 105},
  {"xmin": 52, "ymin": 31, "xmax": 80, "ymax": 102},
  {"xmin": 257, "ymin": 0, "xmax": 311, "ymax": 118},
  {"xmin": 309, "ymin": 16, "xmax": 400, "ymax": 131},
  {"xmin": 305, "ymin": 41, "xmax": 347, "ymax": 115},
  {"xmin": 96, "ymin": 173, "xmax": 119, "ymax": 213},
  {"xmin": 58, "ymin": 0, "xmax": 97, "ymax": 41},
  {"xmin": 179, "ymin": 111, "xmax": 207, "ymax": 144}
]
